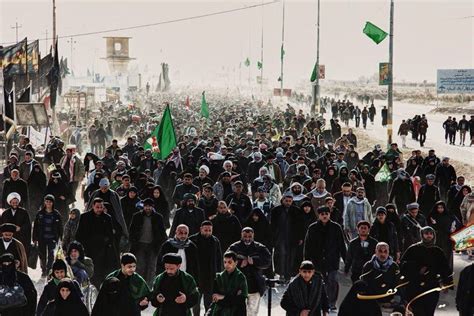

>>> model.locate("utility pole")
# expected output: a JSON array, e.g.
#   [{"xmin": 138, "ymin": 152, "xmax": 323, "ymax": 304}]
[
  {"xmin": 45, "ymin": 30, "xmax": 49, "ymax": 52},
  {"xmin": 11, "ymin": 21, "xmax": 22, "ymax": 43},
  {"xmin": 52, "ymin": 0, "xmax": 57, "ymax": 47},
  {"xmin": 280, "ymin": 0, "xmax": 286, "ymax": 98},
  {"xmin": 387, "ymin": 0, "xmax": 394, "ymax": 146},
  {"xmin": 67, "ymin": 37, "xmax": 77, "ymax": 72},
  {"xmin": 311, "ymin": 0, "xmax": 321, "ymax": 115}
]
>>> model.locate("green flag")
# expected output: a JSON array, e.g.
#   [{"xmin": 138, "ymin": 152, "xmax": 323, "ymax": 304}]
[
  {"xmin": 375, "ymin": 163, "xmax": 391, "ymax": 182},
  {"xmin": 363, "ymin": 21, "xmax": 388, "ymax": 44},
  {"xmin": 143, "ymin": 105, "xmax": 177, "ymax": 159},
  {"xmin": 244, "ymin": 58, "xmax": 250, "ymax": 67},
  {"xmin": 310, "ymin": 62, "xmax": 318, "ymax": 82},
  {"xmin": 201, "ymin": 91, "xmax": 209, "ymax": 118},
  {"xmin": 257, "ymin": 61, "xmax": 262, "ymax": 70},
  {"xmin": 280, "ymin": 44, "xmax": 285, "ymax": 60}
]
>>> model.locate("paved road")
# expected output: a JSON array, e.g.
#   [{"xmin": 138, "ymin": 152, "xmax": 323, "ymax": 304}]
[
  {"xmin": 28, "ymin": 98, "xmax": 472, "ymax": 315},
  {"xmin": 364, "ymin": 100, "xmax": 474, "ymax": 167}
]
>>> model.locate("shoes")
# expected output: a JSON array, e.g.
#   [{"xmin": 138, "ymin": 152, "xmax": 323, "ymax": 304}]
[{"xmin": 329, "ymin": 306, "xmax": 338, "ymax": 313}]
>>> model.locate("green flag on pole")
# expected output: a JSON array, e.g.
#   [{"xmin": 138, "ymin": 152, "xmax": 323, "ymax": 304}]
[
  {"xmin": 375, "ymin": 163, "xmax": 391, "ymax": 182},
  {"xmin": 280, "ymin": 44, "xmax": 285, "ymax": 60},
  {"xmin": 257, "ymin": 61, "xmax": 262, "ymax": 70},
  {"xmin": 244, "ymin": 58, "xmax": 250, "ymax": 67},
  {"xmin": 310, "ymin": 62, "xmax": 318, "ymax": 82},
  {"xmin": 144, "ymin": 105, "xmax": 177, "ymax": 159},
  {"xmin": 201, "ymin": 91, "xmax": 209, "ymax": 119},
  {"xmin": 363, "ymin": 22, "xmax": 388, "ymax": 44}
]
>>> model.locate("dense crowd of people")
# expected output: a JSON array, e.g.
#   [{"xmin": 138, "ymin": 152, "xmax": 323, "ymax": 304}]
[{"xmin": 0, "ymin": 91, "xmax": 473, "ymax": 316}]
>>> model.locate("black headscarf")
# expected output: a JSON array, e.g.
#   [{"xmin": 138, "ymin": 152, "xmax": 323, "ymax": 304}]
[
  {"xmin": 0, "ymin": 253, "xmax": 16, "ymax": 287},
  {"xmin": 91, "ymin": 277, "xmax": 122, "ymax": 316},
  {"xmin": 53, "ymin": 279, "xmax": 89, "ymax": 316}
]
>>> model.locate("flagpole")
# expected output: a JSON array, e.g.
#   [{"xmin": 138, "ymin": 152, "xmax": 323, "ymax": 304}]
[
  {"xmin": 387, "ymin": 0, "xmax": 394, "ymax": 146},
  {"xmin": 311, "ymin": 0, "xmax": 321, "ymax": 115},
  {"xmin": 52, "ymin": 0, "xmax": 57, "ymax": 48},
  {"xmin": 280, "ymin": 0, "xmax": 285, "ymax": 98}
]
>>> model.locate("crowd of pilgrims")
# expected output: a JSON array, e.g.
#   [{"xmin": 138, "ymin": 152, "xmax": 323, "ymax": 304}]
[{"xmin": 0, "ymin": 92, "xmax": 473, "ymax": 316}]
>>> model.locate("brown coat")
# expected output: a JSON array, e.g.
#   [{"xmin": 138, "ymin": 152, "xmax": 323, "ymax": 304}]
[{"xmin": 398, "ymin": 122, "xmax": 410, "ymax": 136}]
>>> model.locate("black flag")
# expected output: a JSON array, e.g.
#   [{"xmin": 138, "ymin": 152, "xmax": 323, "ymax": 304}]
[{"xmin": 47, "ymin": 39, "xmax": 60, "ymax": 109}]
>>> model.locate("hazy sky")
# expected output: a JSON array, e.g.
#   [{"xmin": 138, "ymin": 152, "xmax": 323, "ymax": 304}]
[{"xmin": 1, "ymin": 0, "xmax": 473, "ymax": 86}]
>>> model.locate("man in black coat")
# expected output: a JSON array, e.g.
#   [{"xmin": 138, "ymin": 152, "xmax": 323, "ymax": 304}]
[
  {"xmin": 156, "ymin": 224, "xmax": 199, "ymax": 283},
  {"xmin": 129, "ymin": 198, "xmax": 167, "ymax": 285},
  {"xmin": 400, "ymin": 226, "xmax": 453, "ymax": 316},
  {"xmin": 226, "ymin": 181, "xmax": 253, "ymax": 224},
  {"xmin": 388, "ymin": 169, "xmax": 416, "ymax": 216},
  {"xmin": 270, "ymin": 193, "xmax": 300, "ymax": 281},
  {"xmin": 304, "ymin": 206, "xmax": 346, "ymax": 312},
  {"xmin": 417, "ymin": 174, "xmax": 440, "ymax": 217},
  {"xmin": 189, "ymin": 221, "xmax": 222, "ymax": 315},
  {"xmin": 435, "ymin": 157, "xmax": 457, "ymax": 201},
  {"xmin": 1, "ymin": 168, "xmax": 28, "ymax": 209},
  {"xmin": 171, "ymin": 173, "xmax": 200, "ymax": 207},
  {"xmin": 400, "ymin": 202, "xmax": 427, "ymax": 252},
  {"xmin": 0, "ymin": 192, "xmax": 31, "ymax": 256},
  {"xmin": 370, "ymin": 207, "xmax": 400, "ymax": 261},
  {"xmin": 332, "ymin": 183, "xmax": 355, "ymax": 228},
  {"xmin": 169, "ymin": 193, "xmax": 205, "ymax": 237},
  {"xmin": 344, "ymin": 221, "xmax": 378, "ymax": 283},
  {"xmin": 228, "ymin": 227, "xmax": 272, "ymax": 316},
  {"xmin": 211, "ymin": 201, "xmax": 242, "ymax": 253},
  {"xmin": 75, "ymin": 197, "xmax": 119, "ymax": 287}
]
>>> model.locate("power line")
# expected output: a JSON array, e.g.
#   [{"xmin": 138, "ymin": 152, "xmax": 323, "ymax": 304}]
[{"xmin": 1, "ymin": 0, "xmax": 279, "ymax": 46}]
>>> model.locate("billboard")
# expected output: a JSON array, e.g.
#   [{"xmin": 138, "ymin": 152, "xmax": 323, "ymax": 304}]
[
  {"xmin": 273, "ymin": 88, "xmax": 292, "ymax": 97},
  {"xmin": 319, "ymin": 65, "xmax": 325, "ymax": 79},
  {"xmin": 437, "ymin": 69, "xmax": 474, "ymax": 94},
  {"xmin": 379, "ymin": 62, "xmax": 390, "ymax": 85}
]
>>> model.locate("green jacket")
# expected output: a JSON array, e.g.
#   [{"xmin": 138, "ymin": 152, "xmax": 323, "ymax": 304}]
[
  {"xmin": 209, "ymin": 268, "xmax": 248, "ymax": 316},
  {"xmin": 106, "ymin": 269, "xmax": 150, "ymax": 301},
  {"xmin": 150, "ymin": 270, "xmax": 200, "ymax": 316}
]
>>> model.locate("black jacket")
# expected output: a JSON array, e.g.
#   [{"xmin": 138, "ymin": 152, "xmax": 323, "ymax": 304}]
[
  {"xmin": 156, "ymin": 238, "xmax": 199, "ymax": 281},
  {"xmin": 435, "ymin": 164, "xmax": 457, "ymax": 190},
  {"xmin": 344, "ymin": 236, "xmax": 378, "ymax": 276},
  {"xmin": 129, "ymin": 210, "xmax": 167, "ymax": 249},
  {"xmin": 400, "ymin": 213, "xmax": 427, "ymax": 251},
  {"xmin": 389, "ymin": 178, "xmax": 416, "ymax": 214},
  {"xmin": 211, "ymin": 212, "xmax": 242, "ymax": 253},
  {"xmin": 198, "ymin": 196, "xmax": 219, "ymax": 219},
  {"xmin": 75, "ymin": 211, "xmax": 119, "ymax": 275},
  {"xmin": 304, "ymin": 220, "xmax": 346, "ymax": 273},
  {"xmin": 270, "ymin": 204, "xmax": 301, "ymax": 245},
  {"xmin": 370, "ymin": 220, "xmax": 399, "ymax": 255},
  {"xmin": 417, "ymin": 184, "xmax": 440, "ymax": 217},
  {"xmin": 226, "ymin": 193, "xmax": 253, "ymax": 224},
  {"xmin": 169, "ymin": 207, "xmax": 205, "ymax": 237},
  {"xmin": 189, "ymin": 233, "xmax": 222, "ymax": 292},
  {"xmin": 228, "ymin": 240, "xmax": 272, "ymax": 295},
  {"xmin": 32, "ymin": 209, "xmax": 63, "ymax": 243}
]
